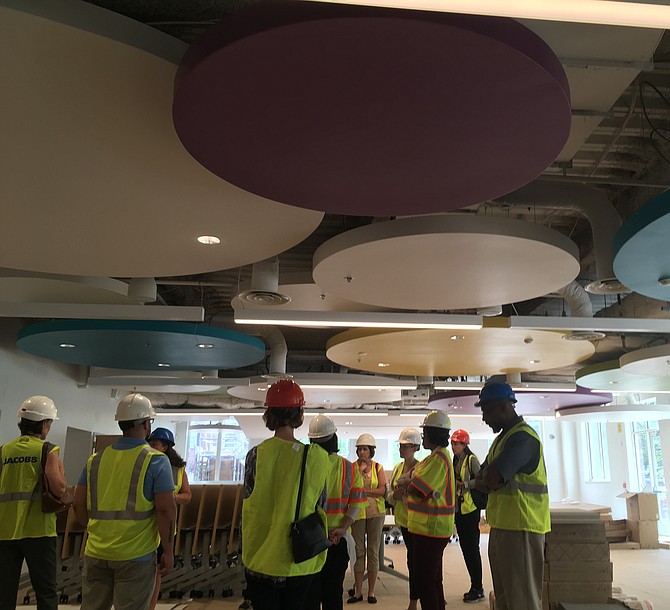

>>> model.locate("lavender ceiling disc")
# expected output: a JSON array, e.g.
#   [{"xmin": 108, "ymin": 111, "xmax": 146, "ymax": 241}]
[{"xmin": 173, "ymin": 2, "xmax": 570, "ymax": 216}]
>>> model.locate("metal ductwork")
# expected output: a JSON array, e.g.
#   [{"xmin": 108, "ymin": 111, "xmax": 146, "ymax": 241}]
[
  {"xmin": 237, "ymin": 257, "xmax": 291, "ymax": 306},
  {"xmin": 495, "ymin": 183, "xmax": 627, "ymax": 294},
  {"xmin": 556, "ymin": 281, "xmax": 606, "ymax": 342}
]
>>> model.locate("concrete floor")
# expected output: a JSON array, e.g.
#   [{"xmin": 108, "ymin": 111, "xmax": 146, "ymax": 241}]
[{"xmin": 185, "ymin": 534, "xmax": 669, "ymax": 609}]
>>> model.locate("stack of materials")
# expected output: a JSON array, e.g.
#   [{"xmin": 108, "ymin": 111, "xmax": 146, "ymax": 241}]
[
  {"xmin": 542, "ymin": 509, "xmax": 613, "ymax": 609},
  {"xmin": 602, "ymin": 517, "xmax": 637, "ymax": 549},
  {"xmin": 609, "ymin": 586, "xmax": 655, "ymax": 609},
  {"xmin": 618, "ymin": 492, "xmax": 660, "ymax": 549}
]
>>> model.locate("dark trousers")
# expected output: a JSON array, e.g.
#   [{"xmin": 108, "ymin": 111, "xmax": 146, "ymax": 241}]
[
  {"xmin": 411, "ymin": 534, "xmax": 449, "ymax": 610},
  {"xmin": 0, "ymin": 537, "xmax": 58, "ymax": 610},
  {"xmin": 455, "ymin": 509, "xmax": 483, "ymax": 591},
  {"xmin": 245, "ymin": 571, "xmax": 314, "ymax": 610},
  {"xmin": 303, "ymin": 538, "xmax": 349, "ymax": 610},
  {"xmin": 400, "ymin": 527, "xmax": 419, "ymax": 601}
]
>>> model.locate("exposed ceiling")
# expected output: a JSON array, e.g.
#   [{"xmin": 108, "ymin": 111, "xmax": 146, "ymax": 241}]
[{"xmin": 3, "ymin": 0, "xmax": 670, "ymax": 422}]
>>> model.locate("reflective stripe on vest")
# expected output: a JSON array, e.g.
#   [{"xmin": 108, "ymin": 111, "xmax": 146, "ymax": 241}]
[
  {"xmin": 407, "ymin": 448, "xmax": 455, "ymax": 538},
  {"xmin": 89, "ymin": 446, "xmax": 154, "ymax": 520},
  {"xmin": 485, "ymin": 420, "xmax": 550, "ymax": 534},
  {"xmin": 324, "ymin": 456, "xmax": 365, "ymax": 528}
]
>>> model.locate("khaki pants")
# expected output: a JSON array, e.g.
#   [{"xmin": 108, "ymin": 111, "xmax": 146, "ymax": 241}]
[
  {"xmin": 81, "ymin": 555, "xmax": 156, "ymax": 610},
  {"xmin": 350, "ymin": 516, "xmax": 384, "ymax": 573},
  {"xmin": 488, "ymin": 528, "xmax": 544, "ymax": 610}
]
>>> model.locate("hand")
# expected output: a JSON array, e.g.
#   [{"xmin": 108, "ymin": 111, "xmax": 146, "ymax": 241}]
[
  {"xmin": 329, "ymin": 527, "xmax": 346, "ymax": 545},
  {"xmin": 456, "ymin": 480, "xmax": 464, "ymax": 490},
  {"xmin": 158, "ymin": 551, "xmax": 174, "ymax": 576}
]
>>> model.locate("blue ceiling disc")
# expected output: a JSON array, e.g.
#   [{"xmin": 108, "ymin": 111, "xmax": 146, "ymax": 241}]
[{"xmin": 16, "ymin": 320, "xmax": 265, "ymax": 371}]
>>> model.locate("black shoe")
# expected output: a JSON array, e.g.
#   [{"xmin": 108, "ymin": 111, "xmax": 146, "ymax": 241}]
[
  {"xmin": 463, "ymin": 589, "xmax": 485, "ymax": 603},
  {"xmin": 367, "ymin": 596, "xmax": 377, "ymax": 604},
  {"xmin": 347, "ymin": 588, "xmax": 356, "ymax": 597},
  {"xmin": 347, "ymin": 595, "xmax": 363, "ymax": 604}
]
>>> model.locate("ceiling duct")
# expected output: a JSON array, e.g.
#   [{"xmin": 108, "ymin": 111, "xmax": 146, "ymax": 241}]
[
  {"xmin": 237, "ymin": 258, "xmax": 291, "ymax": 306},
  {"xmin": 496, "ymin": 183, "xmax": 628, "ymax": 295},
  {"xmin": 556, "ymin": 281, "xmax": 606, "ymax": 342}
]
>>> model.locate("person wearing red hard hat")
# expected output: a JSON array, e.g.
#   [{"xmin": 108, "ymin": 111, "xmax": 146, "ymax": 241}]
[
  {"xmin": 473, "ymin": 382, "xmax": 550, "ymax": 610},
  {"xmin": 450, "ymin": 429, "xmax": 485, "ymax": 603},
  {"xmin": 241, "ymin": 379, "xmax": 330, "ymax": 610}
]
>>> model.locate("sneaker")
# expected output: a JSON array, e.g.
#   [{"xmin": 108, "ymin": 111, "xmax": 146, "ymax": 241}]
[{"xmin": 463, "ymin": 589, "xmax": 485, "ymax": 603}]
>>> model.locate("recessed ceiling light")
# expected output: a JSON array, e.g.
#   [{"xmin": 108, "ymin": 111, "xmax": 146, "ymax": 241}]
[
  {"xmin": 540, "ymin": 395, "xmax": 550, "ymax": 399},
  {"xmin": 158, "ymin": 363, "xmax": 171, "ymax": 367},
  {"xmin": 378, "ymin": 362, "xmax": 390, "ymax": 367},
  {"xmin": 345, "ymin": 421, "xmax": 353, "ymax": 425},
  {"xmin": 529, "ymin": 359, "xmax": 541, "ymax": 364},
  {"xmin": 658, "ymin": 276, "xmax": 670, "ymax": 286},
  {"xmin": 197, "ymin": 343, "xmax": 214, "ymax": 349},
  {"xmin": 59, "ymin": 343, "xmax": 76, "ymax": 348},
  {"xmin": 450, "ymin": 335, "xmax": 465, "ymax": 341},
  {"xmin": 197, "ymin": 235, "xmax": 221, "ymax": 245}
]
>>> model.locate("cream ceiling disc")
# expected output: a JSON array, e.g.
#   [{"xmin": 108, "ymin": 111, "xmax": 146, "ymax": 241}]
[
  {"xmin": 313, "ymin": 215, "xmax": 580, "ymax": 310},
  {"xmin": 0, "ymin": 4, "xmax": 322, "ymax": 277},
  {"xmin": 0, "ymin": 270, "xmax": 129, "ymax": 304},
  {"xmin": 227, "ymin": 373, "xmax": 407, "ymax": 405},
  {"xmin": 576, "ymin": 360, "xmax": 670, "ymax": 392},
  {"xmin": 326, "ymin": 328, "xmax": 594, "ymax": 377},
  {"xmin": 620, "ymin": 345, "xmax": 670, "ymax": 377}
]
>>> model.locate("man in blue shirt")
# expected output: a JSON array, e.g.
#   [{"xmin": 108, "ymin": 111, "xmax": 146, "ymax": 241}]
[{"xmin": 73, "ymin": 394, "xmax": 175, "ymax": 610}]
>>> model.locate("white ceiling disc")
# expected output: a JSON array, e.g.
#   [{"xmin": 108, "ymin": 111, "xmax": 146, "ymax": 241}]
[
  {"xmin": 313, "ymin": 215, "xmax": 580, "ymax": 310},
  {"xmin": 620, "ymin": 345, "xmax": 670, "ymax": 377},
  {"xmin": 0, "ymin": 5, "xmax": 322, "ymax": 277}
]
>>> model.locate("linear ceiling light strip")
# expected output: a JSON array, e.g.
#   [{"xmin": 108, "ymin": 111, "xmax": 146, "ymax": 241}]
[{"xmin": 301, "ymin": 0, "xmax": 670, "ymax": 28}]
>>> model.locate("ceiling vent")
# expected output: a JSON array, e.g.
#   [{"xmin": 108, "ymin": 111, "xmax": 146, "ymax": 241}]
[
  {"xmin": 584, "ymin": 277, "xmax": 630, "ymax": 295},
  {"xmin": 401, "ymin": 387, "xmax": 430, "ymax": 407},
  {"xmin": 562, "ymin": 331, "xmax": 606, "ymax": 342},
  {"xmin": 237, "ymin": 258, "xmax": 291, "ymax": 306}
]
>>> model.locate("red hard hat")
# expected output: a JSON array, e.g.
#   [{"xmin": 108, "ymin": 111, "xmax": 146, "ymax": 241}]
[
  {"xmin": 265, "ymin": 379, "xmax": 305, "ymax": 408},
  {"xmin": 451, "ymin": 429, "xmax": 470, "ymax": 444}
]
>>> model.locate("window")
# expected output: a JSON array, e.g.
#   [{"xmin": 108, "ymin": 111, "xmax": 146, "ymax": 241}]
[
  {"xmin": 185, "ymin": 418, "xmax": 249, "ymax": 483},
  {"xmin": 585, "ymin": 422, "xmax": 610, "ymax": 482}
]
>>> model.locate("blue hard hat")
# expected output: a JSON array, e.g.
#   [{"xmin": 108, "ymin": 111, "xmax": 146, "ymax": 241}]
[
  {"xmin": 475, "ymin": 382, "xmax": 517, "ymax": 407},
  {"xmin": 148, "ymin": 427, "xmax": 175, "ymax": 447}
]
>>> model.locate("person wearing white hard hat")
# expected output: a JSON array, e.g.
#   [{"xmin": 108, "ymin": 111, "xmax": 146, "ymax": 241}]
[
  {"xmin": 73, "ymin": 393, "xmax": 176, "ymax": 610},
  {"xmin": 304, "ymin": 415, "xmax": 366, "ymax": 610},
  {"xmin": 386, "ymin": 428, "xmax": 421, "ymax": 610},
  {"xmin": 0, "ymin": 396, "xmax": 67, "ymax": 610},
  {"xmin": 404, "ymin": 411, "xmax": 455, "ymax": 610},
  {"xmin": 242, "ymin": 379, "xmax": 330, "ymax": 610},
  {"xmin": 348, "ymin": 433, "xmax": 387, "ymax": 604}
]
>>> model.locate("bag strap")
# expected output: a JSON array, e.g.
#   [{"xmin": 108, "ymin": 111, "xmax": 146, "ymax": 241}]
[
  {"xmin": 294, "ymin": 444, "xmax": 309, "ymax": 522},
  {"xmin": 41, "ymin": 441, "xmax": 52, "ymax": 475}
]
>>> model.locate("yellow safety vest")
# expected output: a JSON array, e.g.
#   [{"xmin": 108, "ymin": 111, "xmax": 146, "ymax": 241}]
[
  {"xmin": 355, "ymin": 460, "xmax": 385, "ymax": 520},
  {"xmin": 458, "ymin": 455, "xmax": 478, "ymax": 516},
  {"xmin": 390, "ymin": 461, "xmax": 416, "ymax": 528},
  {"xmin": 242, "ymin": 438, "xmax": 330, "ymax": 577},
  {"xmin": 485, "ymin": 420, "xmax": 550, "ymax": 534},
  {"xmin": 407, "ymin": 448, "xmax": 455, "ymax": 538},
  {"xmin": 172, "ymin": 465, "xmax": 184, "ymax": 494},
  {"xmin": 0, "ymin": 436, "xmax": 58, "ymax": 540},
  {"xmin": 85, "ymin": 444, "xmax": 163, "ymax": 560},
  {"xmin": 324, "ymin": 454, "xmax": 366, "ymax": 529}
]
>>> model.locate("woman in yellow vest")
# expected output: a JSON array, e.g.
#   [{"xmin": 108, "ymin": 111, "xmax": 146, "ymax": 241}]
[
  {"xmin": 348, "ymin": 433, "xmax": 387, "ymax": 604},
  {"xmin": 405, "ymin": 411, "xmax": 455, "ymax": 610},
  {"xmin": 451, "ymin": 428, "xmax": 485, "ymax": 603},
  {"xmin": 147, "ymin": 427, "xmax": 192, "ymax": 610},
  {"xmin": 242, "ymin": 379, "xmax": 330, "ymax": 610},
  {"xmin": 387, "ymin": 428, "xmax": 421, "ymax": 610},
  {"xmin": 0, "ymin": 396, "xmax": 67, "ymax": 610}
]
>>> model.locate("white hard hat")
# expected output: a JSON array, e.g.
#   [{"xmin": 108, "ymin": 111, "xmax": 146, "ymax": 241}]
[
  {"xmin": 398, "ymin": 428, "xmax": 421, "ymax": 445},
  {"xmin": 115, "ymin": 393, "xmax": 155, "ymax": 422},
  {"xmin": 355, "ymin": 433, "xmax": 376, "ymax": 447},
  {"xmin": 421, "ymin": 410, "xmax": 452, "ymax": 430},
  {"xmin": 17, "ymin": 396, "xmax": 58, "ymax": 421},
  {"xmin": 308, "ymin": 414, "xmax": 337, "ymax": 440}
]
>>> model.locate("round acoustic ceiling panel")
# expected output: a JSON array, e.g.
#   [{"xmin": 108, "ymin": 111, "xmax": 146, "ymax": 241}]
[
  {"xmin": 227, "ymin": 373, "xmax": 409, "ymax": 406},
  {"xmin": 0, "ymin": 270, "xmax": 129, "ymax": 304},
  {"xmin": 173, "ymin": 2, "xmax": 570, "ymax": 216},
  {"xmin": 613, "ymin": 191, "xmax": 670, "ymax": 300},
  {"xmin": 0, "ymin": 4, "xmax": 322, "ymax": 277},
  {"xmin": 576, "ymin": 360, "xmax": 670, "ymax": 392},
  {"xmin": 428, "ymin": 387, "xmax": 612, "ymax": 418},
  {"xmin": 620, "ymin": 345, "xmax": 670, "ymax": 377},
  {"xmin": 16, "ymin": 320, "xmax": 265, "ymax": 371},
  {"xmin": 326, "ymin": 328, "xmax": 594, "ymax": 377},
  {"xmin": 313, "ymin": 216, "xmax": 580, "ymax": 310}
]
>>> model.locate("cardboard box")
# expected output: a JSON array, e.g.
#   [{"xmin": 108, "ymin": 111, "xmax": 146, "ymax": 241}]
[
  {"xmin": 544, "ymin": 561, "xmax": 612, "ymax": 582},
  {"xmin": 627, "ymin": 519, "xmax": 659, "ymax": 549},
  {"xmin": 542, "ymin": 581, "xmax": 612, "ymax": 605},
  {"xmin": 546, "ymin": 522, "xmax": 607, "ymax": 544},
  {"xmin": 617, "ymin": 492, "xmax": 659, "ymax": 521},
  {"xmin": 545, "ymin": 542, "xmax": 610, "ymax": 562}
]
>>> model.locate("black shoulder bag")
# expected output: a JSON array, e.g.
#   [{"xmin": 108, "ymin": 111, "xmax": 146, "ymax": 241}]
[
  {"xmin": 467, "ymin": 455, "xmax": 488, "ymax": 510},
  {"xmin": 291, "ymin": 444, "xmax": 330, "ymax": 563}
]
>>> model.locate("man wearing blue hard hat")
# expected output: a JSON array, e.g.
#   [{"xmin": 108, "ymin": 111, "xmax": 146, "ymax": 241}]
[{"xmin": 473, "ymin": 382, "xmax": 549, "ymax": 610}]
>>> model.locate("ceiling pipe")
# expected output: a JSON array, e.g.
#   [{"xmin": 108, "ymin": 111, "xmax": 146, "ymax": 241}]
[
  {"xmin": 494, "ymin": 183, "xmax": 626, "ymax": 294},
  {"xmin": 556, "ymin": 281, "xmax": 593, "ymax": 317}
]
